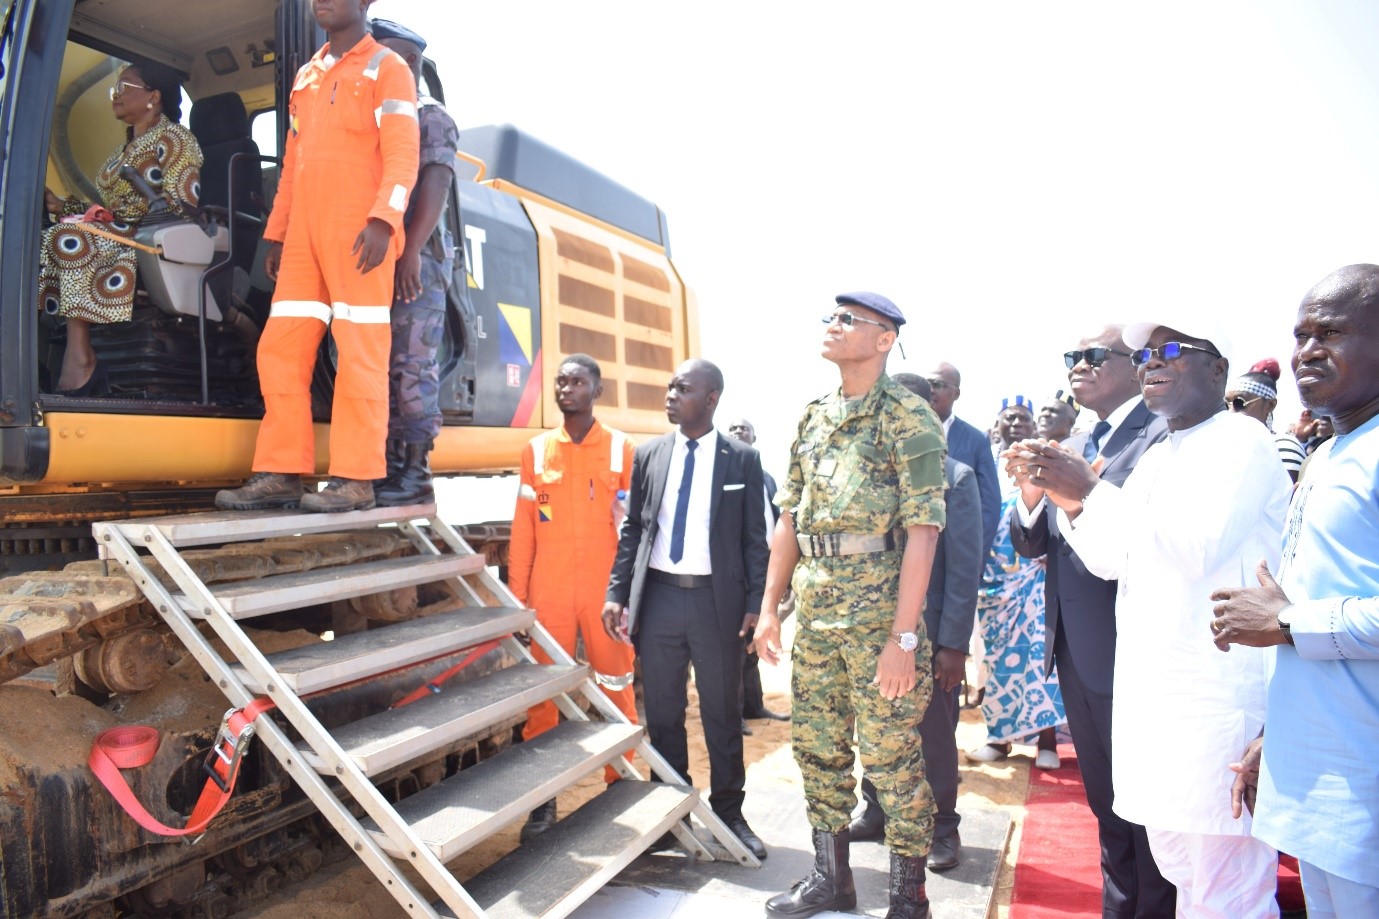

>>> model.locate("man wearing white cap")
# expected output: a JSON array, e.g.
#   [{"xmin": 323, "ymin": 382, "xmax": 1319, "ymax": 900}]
[{"xmin": 1004, "ymin": 315, "xmax": 1292, "ymax": 917}]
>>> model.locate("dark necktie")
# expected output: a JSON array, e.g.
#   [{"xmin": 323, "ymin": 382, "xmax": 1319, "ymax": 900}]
[
  {"xmin": 1084, "ymin": 420, "xmax": 1112, "ymax": 462},
  {"xmin": 669, "ymin": 440, "xmax": 697, "ymax": 563}
]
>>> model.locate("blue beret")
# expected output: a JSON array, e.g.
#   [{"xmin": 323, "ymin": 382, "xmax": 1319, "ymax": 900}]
[
  {"xmin": 370, "ymin": 18, "xmax": 427, "ymax": 52},
  {"xmin": 835, "ymin": 291, "xmax": 905, "ymax": 329}
]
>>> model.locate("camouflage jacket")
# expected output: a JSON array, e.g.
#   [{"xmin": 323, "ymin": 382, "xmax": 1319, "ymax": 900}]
[
  {"xmin": 777, "ymin": 373, "xmax": 947, "ymax": 628},
  {"xmin": 408, "ymin": 96, "xmax": 459, "ymax": 260}
]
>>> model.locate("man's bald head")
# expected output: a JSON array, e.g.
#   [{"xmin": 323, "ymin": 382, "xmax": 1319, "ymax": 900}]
[
  {"xmin": 892, "ymin": 372, "xmax": 933, "ymax": 403},
  {"xmin": 922, "ymin": 362, "xmax": 961, "ymax": 420}
]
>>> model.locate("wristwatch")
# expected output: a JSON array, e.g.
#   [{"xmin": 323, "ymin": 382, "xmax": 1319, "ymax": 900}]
[
  {"xmin": 889, "ymin": 631, "xmax": 919, "ymax": 652},
  {"xmin": 1277, "ymin": 605, "xmax": 1295, "ymax": 646}
]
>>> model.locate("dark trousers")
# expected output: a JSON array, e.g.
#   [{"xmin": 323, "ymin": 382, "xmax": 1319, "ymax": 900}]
[
  {"xmin": 1054, "ymin": 629, "xmax": 1175, "ymax": 919},
  {"xmin": 919, "ymin": 679, "xmax": 962, "ymax": 841},
  {"xmin": 742, "ymin": 647, "xmax": 765, "ymax": 715},
  {"xmin": 638, "ymin": 578, "xmax": 746, "ymax": 819}
]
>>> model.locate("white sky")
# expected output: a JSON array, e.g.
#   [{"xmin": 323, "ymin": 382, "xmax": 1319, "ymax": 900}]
[{"xmin": 374, "ymin": 0, "xmax": 1379, "ymax": 497}]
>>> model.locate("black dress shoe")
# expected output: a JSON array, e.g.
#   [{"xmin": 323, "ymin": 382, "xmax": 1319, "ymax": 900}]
[
  {"xmin": 744, "ymin": 706, "xmax": 791, "ymax": 721},
  {"xmin": 927, "ymin": 833, "xmax": 961, "ymax": 872},
  {"xmin": 519, "ymin": 800, "xmax": 557, "ymax": 843},
  {"xmin": 722, "ymin": 815, "xmax": 767, "ymax": 860},
  {"xmin": 55, "ymin": 361, "xmax": 110, "ymax": 397},
  {"xmin": 741, "ymin": 719, "xmax": 754, "ymax": 736}
]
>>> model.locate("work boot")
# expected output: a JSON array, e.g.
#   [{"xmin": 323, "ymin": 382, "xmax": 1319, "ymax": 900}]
[
  {"xmin": 847, "ymin": 776, "xmax": 886, "ymax": 842},
  {"xmin": 885, "ymin": 852, "xmax": 931, "ymax": 919},
  {"xmin": 765, "ymin": 828, "xmax": 855, "ymax": 918},
  {"xmin": 300, "ymin": 477, "xmax": 376, "ymax": 513},
  {"xmin": 375, "ymin": 438, "xmax": 406, "ymax": 490},
  {"xmin": 519, "ymin": 800, "xmax": 557, "ymax": 843},
  {"xmin": 375, "ymin": 441, "xmax": 435, "ymax": 507},
  {"xmin": 214, "ymin": 472, "xmax": 304, "ymax": 511}
]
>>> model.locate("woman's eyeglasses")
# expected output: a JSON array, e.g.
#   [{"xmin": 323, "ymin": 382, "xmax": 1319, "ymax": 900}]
[
  {"xmin": 1129, "ymin": 342, "xmax": 1221, "ymax": 367},
  {"xmin": 1064, "ymin": 347, "xmax": 1131, "ymax": 369},
  {"xmin": 1226, "ymin": 395, "xmax": 1263, "ymax": 412},
  {"xmin": 109, "ymin": 81, "xmax": 152, "ymax": 100}
]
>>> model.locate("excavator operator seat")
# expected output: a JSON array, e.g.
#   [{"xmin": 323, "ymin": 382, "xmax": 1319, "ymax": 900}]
[
  {"xmin": 135, "ymin": 221, "xmax": 223, "ymax": 321},
  {"xmin": 189, "ymin": 92, "xmax": 264, "ymax": 273}
]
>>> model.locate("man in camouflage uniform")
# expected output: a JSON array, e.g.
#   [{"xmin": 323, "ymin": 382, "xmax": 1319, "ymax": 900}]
[
  {"xmin": 755, "ymin": 292, "xmax": 946, "ymax": 919},
  {"xmin": 371, "ymin": 20, "xmax": 459, "ymax": 506}
]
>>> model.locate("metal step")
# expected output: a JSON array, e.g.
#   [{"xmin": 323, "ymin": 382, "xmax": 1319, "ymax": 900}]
[
  {"xmin": 363, "ymin": 720, "xmax": 642, "ymax": 861},
  {"xmin": 106, "ymin": 503, "xmax": 439, "ymax": 548},
  {"xmin": 303, "ymin": 663, "xmax": 588, "ymax": 776},
  {"xmin": 459, "ymin": 781, "xmax": 698, "ymax": 919},
  {"xmin": 177, "ymin": 553, "xmax": 485, "ymax": 620},
  {"xmin": 231, "ymin": 606, "xmax": 533, "ymax": 694}
]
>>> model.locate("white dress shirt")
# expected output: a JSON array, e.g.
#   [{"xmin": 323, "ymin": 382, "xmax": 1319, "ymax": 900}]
[
  {"xmin": 1059, "ymin": 412, "xmax": 1291, "ymax": 835},
  {"xmin": 649, "ymin": 429, "xmax": 717, "ymax": 575}
]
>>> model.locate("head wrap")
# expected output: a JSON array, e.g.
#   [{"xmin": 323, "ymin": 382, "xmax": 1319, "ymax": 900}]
[
  {"xmin": 1228, "ymin": 358, "xmax": 1280, "ymax": 401},
  {"xmin": 1000, "ymin": 395, "xmax": 1032, "ymax": 413}
]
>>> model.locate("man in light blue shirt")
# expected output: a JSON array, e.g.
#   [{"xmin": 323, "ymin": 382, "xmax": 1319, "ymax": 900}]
[{"xmin": 1211, "ymin": 263, "xmax": 1379, "ymax": 918}]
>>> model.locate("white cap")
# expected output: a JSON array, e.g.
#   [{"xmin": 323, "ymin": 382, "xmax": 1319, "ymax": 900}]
[{"xmin": 1122, "ymin": 313, "xmax": 1233, "ymax": 368}]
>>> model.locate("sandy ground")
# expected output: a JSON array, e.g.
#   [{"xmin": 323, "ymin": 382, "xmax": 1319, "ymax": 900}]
[{"xmin": 241, "ymin": 634, "xmax": 1036, "ymax": 919}]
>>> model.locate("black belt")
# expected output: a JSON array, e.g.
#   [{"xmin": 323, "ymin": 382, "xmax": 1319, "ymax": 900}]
[{"xmin": 648, "ymin": 569, "xmax": 713, "ymax": 589}]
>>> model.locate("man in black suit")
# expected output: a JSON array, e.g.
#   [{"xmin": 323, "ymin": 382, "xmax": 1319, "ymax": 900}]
[
  {"xmin": 923, "ymin": 362, "xmax": 1000, "ymax": 554},
  {"xmin": 727, "ymin": 417, "xmax": 791, "ymax": 733},
  {"xmin": 849, "ymin": 373, "xmax": 985, "ymax": 872},
  {"xmin": 603, "ymin": 360, "xmax": 771, "ymax": 859},
  {"xmin": 1005, "ymin": 326, "xmax": 1175, "ymax": 918}
]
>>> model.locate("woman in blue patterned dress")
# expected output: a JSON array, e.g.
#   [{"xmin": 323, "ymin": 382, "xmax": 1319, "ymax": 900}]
[{"xmin": 967, "ymin": 396, "xmax": 1066, "ymax": 770}]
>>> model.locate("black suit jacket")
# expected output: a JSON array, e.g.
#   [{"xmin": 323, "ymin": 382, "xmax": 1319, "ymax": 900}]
[
  {"xmin": 1008, "ymin": 400, "xmax": 1168, "ymax": 693},
  {"xmin": 606, "ymin": 430, "xmax": 769, "ymax": 640},
  {"xmin": 925, "ymin": 457, "xmax": 984, "ymax": 653},
  {"xmin": 946, "ymin": 415, "xmax": 1001, "ymax": 555}
]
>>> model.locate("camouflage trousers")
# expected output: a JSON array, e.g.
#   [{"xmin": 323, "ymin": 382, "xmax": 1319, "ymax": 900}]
[
  {"xmin": 791, "ymin": 621, "xmax": 934, "ymax": 857},
  {"xmin": 387, "ymin": 250, "xmax": 452, "ymax": 443}
]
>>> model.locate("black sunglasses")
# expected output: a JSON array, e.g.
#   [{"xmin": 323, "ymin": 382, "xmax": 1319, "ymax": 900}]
[
  {"xmin": 1227, "ymin": 395, "xmax": 1263, "ymax": 412},
  {"xmin": 1129, "ymin": 342, "xmax": 1221, "ymax": 367},
  {"xmin": 1064, "ymin": 347, "xmax": 1131, "ymax": 369},
  {"xmin": 822, "ymin": 311, "xmax": 894, "ymax": 333}
]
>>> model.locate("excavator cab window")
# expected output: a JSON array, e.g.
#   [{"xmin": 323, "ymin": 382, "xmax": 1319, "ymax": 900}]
[{"xmin": 38, "ymin": 0, "xmax": 281, "ymax": 407}]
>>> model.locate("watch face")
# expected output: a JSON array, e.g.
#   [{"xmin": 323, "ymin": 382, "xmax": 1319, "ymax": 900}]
[{"xmin": 898, "ymin": 632, "xmax": 918, "ymax": 652}]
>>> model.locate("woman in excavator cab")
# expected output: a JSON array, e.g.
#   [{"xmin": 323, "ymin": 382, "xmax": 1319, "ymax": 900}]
[{"xmin": 39, "ymin": 60, "xmax": 202, "ymax": 396}]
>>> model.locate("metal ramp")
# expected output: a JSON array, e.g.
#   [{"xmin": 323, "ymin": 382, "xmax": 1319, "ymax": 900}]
[{"xmin": 93, "ymin": 504, "xmax": 759, "ymax": 919}]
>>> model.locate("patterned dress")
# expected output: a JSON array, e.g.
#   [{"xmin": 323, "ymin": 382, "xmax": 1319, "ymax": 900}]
[
  {"xmin": 976, "ymin": 487, "xmax": 1066, "ymax": 743},
  {"xmin": 38, "ymin": 115, "xmax": 202, "ymax": 323}
]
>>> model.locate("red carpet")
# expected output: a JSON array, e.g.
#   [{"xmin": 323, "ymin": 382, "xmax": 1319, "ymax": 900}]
[
  {"xmin": 1008, "ymin": 743, "xmax": 1309, "ymax": 917},
  {"xmin": 1009, "ymin": 742, "xmax": 1102, "ymax": 919}
]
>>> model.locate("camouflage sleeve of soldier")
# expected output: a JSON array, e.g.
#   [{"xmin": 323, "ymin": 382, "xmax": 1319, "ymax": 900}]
[
  {"xmin": 507, "ymin": 438, "xmax": 540, "ymax": 605},
  {"xmin": 419, "ymin": 104, "xmax": 460, "ymax": 175},
  {"xmin": 775, "ymin": 406, "xmax": 813, "ymax": 514},
  {"xmin": 893, "ymin": 399, "xmax": 947, "ymax": 531}
]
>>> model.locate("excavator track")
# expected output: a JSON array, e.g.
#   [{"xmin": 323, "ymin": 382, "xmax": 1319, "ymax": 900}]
[{"xmin": 0, "ymin": 530, "xmax": 415, "ymax": 687}]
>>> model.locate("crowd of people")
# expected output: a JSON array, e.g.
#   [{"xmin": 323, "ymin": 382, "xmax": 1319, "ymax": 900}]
[{"xmin": 515, "ymin": 270, "xmax": 1376, "ymax": 919}]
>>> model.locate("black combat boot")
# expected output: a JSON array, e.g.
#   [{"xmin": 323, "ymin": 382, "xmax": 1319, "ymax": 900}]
[
  {"xmin": 885, "ymin": 852, "xmax": 931, "ymax": 919},
  {"xmin": 375, "ymin": 440, "xmax": 435, "ymax": 507},
  {"xmin": 300, "ymin": 477, "xmax": 376, "ymax": 513},
  {"xmin": 375, "ymin": 438, "xmax": 406, "ymax": 490},
  {"xmin": 519, "ymin": 800, "xmax": 557, "ymax": 843},
  {"xmin": 765, "ymin": 828, "xmax": 855, "ymax": 918},
  {"xmin": 847, "ymin": 776, "xmax": 886, "ymax": 842}
]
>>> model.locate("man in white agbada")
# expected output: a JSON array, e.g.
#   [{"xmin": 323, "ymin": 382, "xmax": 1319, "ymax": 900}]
[{"xmin": 1003, "ymin": 315, "xmax": 1292, "ymax": 917}]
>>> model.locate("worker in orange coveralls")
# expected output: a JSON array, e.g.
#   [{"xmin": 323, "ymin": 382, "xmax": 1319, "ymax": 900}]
[
  {"xmin": 508, "ymin": 353, "xmax": 638, "ymax": 842},
  {"xmin": 216, "ymin": 0, "xmax": 419, "ymax": 514}
]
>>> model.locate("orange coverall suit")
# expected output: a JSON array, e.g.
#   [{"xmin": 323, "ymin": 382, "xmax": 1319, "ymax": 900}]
[
  {"xmin": 508, "ymin": 421, "xmax": 638, "ymax": 780},
  {"xmin": 253, "ymin": 36, "xmax": 419, "ymax": 480}
]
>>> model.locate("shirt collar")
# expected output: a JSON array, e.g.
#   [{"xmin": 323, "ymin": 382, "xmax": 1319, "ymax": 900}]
[
  {"xmin": 556, "ymin": 418, "xmax": 604, "ymax": 444},
  {"xmin": 1101, "ymin": 396, "xmax": 1140, "ymax": 436},
  {"xmin": 675, "ymin": 428, "xmax": 715, "ymax": 451}
]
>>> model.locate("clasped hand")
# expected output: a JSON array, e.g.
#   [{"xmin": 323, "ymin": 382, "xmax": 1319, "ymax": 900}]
[{"xmin": 1001, "ymin": 438, "xmax": 1099, "ymax": 514}]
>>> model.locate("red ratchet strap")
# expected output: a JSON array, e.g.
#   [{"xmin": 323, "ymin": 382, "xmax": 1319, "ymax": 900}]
[
  {"xmin": 88, "ymin": 697, "xmax": 275, "ymax": 837},
  {"xmin": 391, "ymin": 639, "xmax": 503, "ymax": 709}
]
